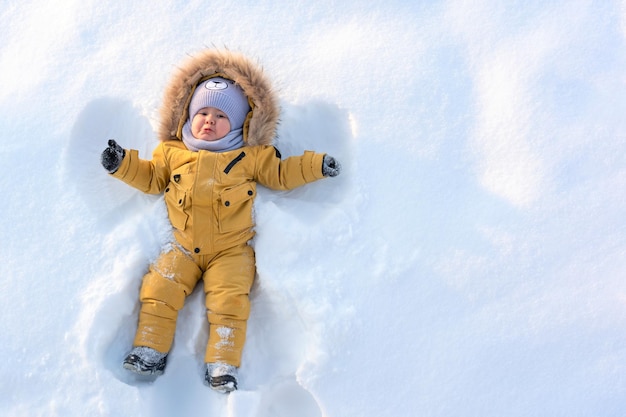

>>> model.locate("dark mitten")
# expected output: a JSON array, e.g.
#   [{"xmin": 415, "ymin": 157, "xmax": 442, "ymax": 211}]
[
  {"xmin": 322, "ymin": 155, "xmax": 341, "ymax": 177},
  {"xmin": 100, "ymin": 139, "xmax": 126, "ymax": 173}
]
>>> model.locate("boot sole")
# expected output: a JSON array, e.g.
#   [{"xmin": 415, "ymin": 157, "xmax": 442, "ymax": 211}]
[{"xmin": 123, "ymin": 354, "xmax": 166, "ymax": 376}]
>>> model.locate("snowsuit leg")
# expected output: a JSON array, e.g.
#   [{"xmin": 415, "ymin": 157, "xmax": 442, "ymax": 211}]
[
  {"xmin": 133, "ymin": 244, "xmax": 202, "ymax": 353},
  {"xmin": 202, "ymin": 243, "xmax": 256, "ymax": 367}
]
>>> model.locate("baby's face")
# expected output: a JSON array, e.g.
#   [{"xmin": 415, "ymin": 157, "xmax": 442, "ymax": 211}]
[{"xmin": 191, "ymin": 107, "xmax": 231, "ymax": 141}]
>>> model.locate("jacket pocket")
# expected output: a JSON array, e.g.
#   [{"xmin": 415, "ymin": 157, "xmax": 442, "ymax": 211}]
[
  {"xmin": 164, "ymin": 173, "xmax": 193, "ymax": 230},
  {"xmin": 218, "ymin": 182, "xmax": 256, "ymax": 233}
]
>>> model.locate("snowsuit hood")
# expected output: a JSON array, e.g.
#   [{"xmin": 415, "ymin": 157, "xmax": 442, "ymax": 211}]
[{"xmin": 158, "ymin": 49, "xmax": 279, "ymax": 147}]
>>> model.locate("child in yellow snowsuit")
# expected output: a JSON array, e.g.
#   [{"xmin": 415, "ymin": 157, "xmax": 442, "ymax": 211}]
[{"xmin": 100, "ymin": 49, "xmax": 341, "ymax": 393}]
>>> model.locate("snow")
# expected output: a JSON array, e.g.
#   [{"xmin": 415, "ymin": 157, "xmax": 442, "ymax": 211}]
[{"xmin": 1, "ymin": 0, "xmax": 626, "ymax": 416}]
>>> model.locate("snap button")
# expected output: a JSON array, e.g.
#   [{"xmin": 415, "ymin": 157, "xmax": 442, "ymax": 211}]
[
  {"xmin": 248, "ymin": 190, "xmax": 253, "ymax": 196},
  {"xmin": 194, "ymin": 248, "xmax": 200, "ymax": 254},
  {"xmin": 225, "ymin": 201, "xmax": 230, "ymax": 207}
]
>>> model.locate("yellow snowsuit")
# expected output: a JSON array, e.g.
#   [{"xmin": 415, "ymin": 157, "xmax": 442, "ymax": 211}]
[
  {"xmin": 110, "ymin": 49, "xmax": 327, "ymax": 367},
  {"xmin": 113, "ymin": 140, "xmax": 325, "ymax": 366}
]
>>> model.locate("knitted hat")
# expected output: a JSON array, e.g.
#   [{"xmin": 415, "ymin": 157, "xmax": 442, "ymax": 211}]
[{"xmin": 188, "ymin": 77, "xmax": 251, "ymax": 130}]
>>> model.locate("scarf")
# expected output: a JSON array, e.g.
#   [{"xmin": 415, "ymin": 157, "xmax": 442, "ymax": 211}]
[{"xmin": 181, "ymin": 120, "xmax": 244, "ymax": 153}]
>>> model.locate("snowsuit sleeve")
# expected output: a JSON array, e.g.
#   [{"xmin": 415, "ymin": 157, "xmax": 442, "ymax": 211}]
[
  {"xmin": 253, "ymin": 146, "xmax": 326, "ymax": 190},
  {"xmin": 110, "ymin": 142, "xmax": 171, "ymax": 194}
]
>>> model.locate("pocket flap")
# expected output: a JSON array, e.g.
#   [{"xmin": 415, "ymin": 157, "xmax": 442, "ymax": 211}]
[{"xmin": 220, "ymin": 183, "xmax": 256, "ymax": 207}]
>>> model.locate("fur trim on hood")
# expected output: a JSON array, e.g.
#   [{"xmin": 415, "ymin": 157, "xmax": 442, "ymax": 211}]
[{"xmin": 158, "ymin": 49, "xmax": 279, "ymax": 147}]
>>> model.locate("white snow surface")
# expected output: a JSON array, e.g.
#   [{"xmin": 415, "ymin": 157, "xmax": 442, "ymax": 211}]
[{"xmin": 2, "ymin": 1, "xmax": 626, "ymax": 416}]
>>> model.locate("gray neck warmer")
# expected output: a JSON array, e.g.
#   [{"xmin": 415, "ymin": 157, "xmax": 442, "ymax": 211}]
[{"xmin": 181, "ymin": 120, "xmax": 244, "ymax": 153}]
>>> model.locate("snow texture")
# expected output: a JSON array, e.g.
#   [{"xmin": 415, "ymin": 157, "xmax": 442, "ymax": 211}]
[{"xmin": 2, "ymin": 1, "xmax": 626, "ymax": 416}]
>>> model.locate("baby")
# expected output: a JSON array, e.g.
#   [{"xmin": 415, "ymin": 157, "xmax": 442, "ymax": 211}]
[{"xmin": 100, "ymin": 49, "xmax": 340, "ymax": 393}]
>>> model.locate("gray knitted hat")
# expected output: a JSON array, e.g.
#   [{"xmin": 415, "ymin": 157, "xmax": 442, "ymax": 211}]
[{"xmin": 188, "ymin": 77, "xmax": 250, "ymax": 130}]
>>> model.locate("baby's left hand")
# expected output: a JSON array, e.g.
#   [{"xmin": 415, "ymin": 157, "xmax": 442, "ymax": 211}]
[{"xmin": 322, "ymin": 155, "xmax": 341, "ymax": 177}]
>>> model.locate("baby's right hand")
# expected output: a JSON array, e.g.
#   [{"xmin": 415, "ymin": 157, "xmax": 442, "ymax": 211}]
[{"xmin": 100, "ymin": 139, "xmax": 126, "ymax": 173}]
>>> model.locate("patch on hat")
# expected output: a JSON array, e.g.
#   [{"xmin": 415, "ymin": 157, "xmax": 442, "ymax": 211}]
[{"xmin": 205, "ymin": 80, "xmax": 229, "ymax": 90}]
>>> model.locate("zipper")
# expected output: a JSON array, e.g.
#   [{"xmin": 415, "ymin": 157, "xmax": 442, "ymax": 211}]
[{"xmin": 223, "ymin": 151, "xmax": 246, "ymax": 174}]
